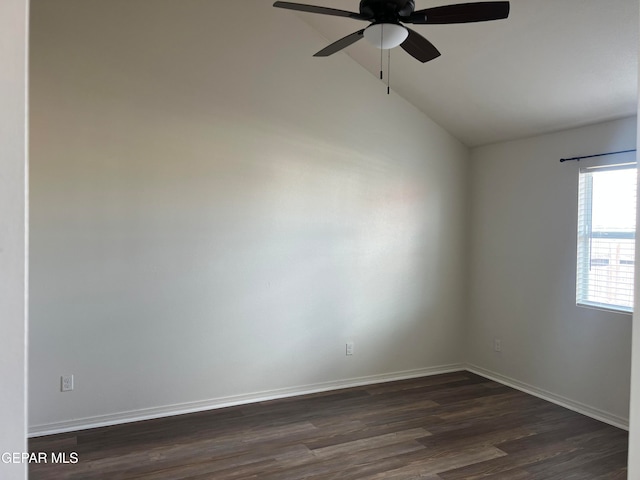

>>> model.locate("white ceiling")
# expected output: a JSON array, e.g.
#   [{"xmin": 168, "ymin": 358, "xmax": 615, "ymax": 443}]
[{"xmin": 285, "ymin": 0, "xmax": 639, "ymax": 147}]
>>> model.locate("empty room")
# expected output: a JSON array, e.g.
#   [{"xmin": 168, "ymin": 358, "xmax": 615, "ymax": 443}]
[{"xmin": 2, "ymin": 0, "xmax": 640, "ymax": 478}]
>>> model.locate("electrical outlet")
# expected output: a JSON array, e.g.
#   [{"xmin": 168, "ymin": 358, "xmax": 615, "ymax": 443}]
[
  {"xmin": 346, "ymin": 342, "xmax": 354, "ymax": 356},
  {"xmin": 61, "ymin": 375, "xmax": 74, "ymax": 392},
  {"xmin": 493, "ymin": 338, "xmax": 501, "ymax": 352}
]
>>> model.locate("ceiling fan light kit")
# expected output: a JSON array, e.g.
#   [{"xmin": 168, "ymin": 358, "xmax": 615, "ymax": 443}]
[
  {"xmin": 363, "ymin": 23, "xmax": 409, "ymax": 49},
  {"xmin": 273, "ymin": 0, "xmax": 510, "ymax": 62}
]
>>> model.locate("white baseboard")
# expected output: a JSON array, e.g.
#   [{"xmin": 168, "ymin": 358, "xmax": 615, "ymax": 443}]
[
  {"xmin": 28, "ymin": 363, "xmax": 465, "ymax": 437},
  {"xmin": 31, "ymin": 363, "xmax": 627, "ymax": 437},
  {"xmin": 466, "ymin": 363, "xmax": 629, "ymax": 431}
]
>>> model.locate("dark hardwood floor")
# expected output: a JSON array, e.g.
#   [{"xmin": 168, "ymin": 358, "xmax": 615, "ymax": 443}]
[{"xmin": 28, "ymin": 372, "xmax": 628, "ymax": 479}]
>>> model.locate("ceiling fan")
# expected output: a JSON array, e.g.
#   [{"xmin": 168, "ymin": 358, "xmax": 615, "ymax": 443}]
[{"xmin": 273, "ymin": 0, "xmax": 510, "ymax": 63}]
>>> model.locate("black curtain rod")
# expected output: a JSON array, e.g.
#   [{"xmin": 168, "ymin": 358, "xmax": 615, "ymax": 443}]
[{"xmin": 559, "ymin": 149, "xmax": 637, "ymax": 163}]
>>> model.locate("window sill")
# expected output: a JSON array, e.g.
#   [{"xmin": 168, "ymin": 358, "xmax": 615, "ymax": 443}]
[{"xmin": 577, "ymin": 301, "xmax": 633, "ymax": 316}]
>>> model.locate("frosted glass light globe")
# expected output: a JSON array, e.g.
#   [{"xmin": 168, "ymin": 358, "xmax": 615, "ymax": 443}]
[{"xmin": 363, "ymin": 23, "xmax": 409, "ymax": 49}]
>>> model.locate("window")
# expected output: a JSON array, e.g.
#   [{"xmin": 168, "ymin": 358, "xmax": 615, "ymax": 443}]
[{"xmin": 577, "ymin": 163, "xmax": 637, "ymax": 313}]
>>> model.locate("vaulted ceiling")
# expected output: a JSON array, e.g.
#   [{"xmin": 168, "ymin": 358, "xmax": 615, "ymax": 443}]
[{"xmin": 280, "ymin": 0, "xmax": 638, "ymax": 147}]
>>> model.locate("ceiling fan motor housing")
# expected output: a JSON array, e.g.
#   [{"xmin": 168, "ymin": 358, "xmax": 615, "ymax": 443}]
[{"xmin": 359, "ymin": 0, "xmax": 416, "ymax": 21}]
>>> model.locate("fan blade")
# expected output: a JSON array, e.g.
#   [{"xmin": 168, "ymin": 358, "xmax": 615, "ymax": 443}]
[
  {"xmin": 405, "ymin": 1, "xmax": 510, "ymax": 24},
  {"xmin": 273, "ymin": 2, "xmax": 370, "ymax": 20},
  {"xmin": 314, "ymin": 29, "xmax": 365, "ymax": 57},
  {"xmin": 400, "ymin": 29, "xmax": 441, "ymax": 63}
]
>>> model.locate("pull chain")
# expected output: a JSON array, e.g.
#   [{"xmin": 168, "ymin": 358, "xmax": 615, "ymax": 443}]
[
  {"xmin": 387, "ymin": 48, "xmax": 391, "ymax": 95},
  {"xmin": 379, "ymin": 24, "xmax": 384, "ymax": 80}
]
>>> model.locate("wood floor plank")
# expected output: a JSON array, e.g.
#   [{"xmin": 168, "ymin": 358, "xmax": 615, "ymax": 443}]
[
  {"xmin": 363, "ymin": 445, "xmax": 507, "ymax": 479},
  {"xmin": 310, "ymin": 428, "xmax": 430, "ymax": 459},
  {"xmin": 29, "ymin": 371, "xmax": 628, "ymax": 479}
]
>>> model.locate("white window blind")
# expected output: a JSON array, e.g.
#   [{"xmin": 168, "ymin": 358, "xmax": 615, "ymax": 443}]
[{"xmin": 576, "ymin": 163, "xmax": 637, "ymax": 313}]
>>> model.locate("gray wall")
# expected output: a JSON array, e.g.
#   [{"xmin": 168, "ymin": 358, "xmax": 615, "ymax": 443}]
[
  {"xmin": 29, "ymin": 0, "xmax": 469, "ymax": 432},
  {"xmin": 0, "ymin": 0, "xmax": 28, "ymax": 479},
  {"xmin": 467, "ymin": 117, "xmax": 637, "ymax": 426},
  {"xmin": 627, "ymin": 21, "xmax": 640, "ymax": 473}
]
